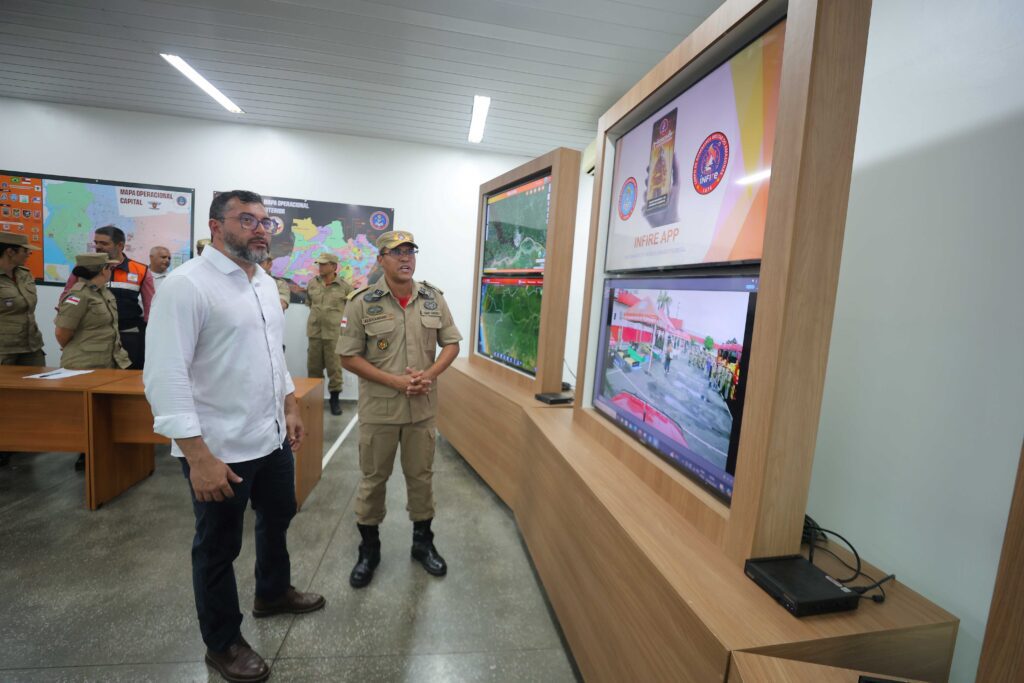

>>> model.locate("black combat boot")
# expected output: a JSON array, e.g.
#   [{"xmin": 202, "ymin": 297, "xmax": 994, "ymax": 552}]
[
  {"xmin": 411, "ymin": 519, "xmax": 447, "ymax": 576},
  {"xmin": 329, "ymin": 391, "xmax": 342, "ymax": 416},
  {"xmin": 349, "ymin": 524, "xmax": 381, "ymax": 588}
]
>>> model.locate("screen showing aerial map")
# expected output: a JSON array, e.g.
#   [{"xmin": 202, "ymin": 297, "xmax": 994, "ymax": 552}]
[
  {"xmin": 477, "ymin": 276, "xmax": 543, "ymax": 375},
  {"xmin": 1, "ymin": 171, "xmax": 194, "ymax": 283},
  {"xmin": 481, "ymin": 175, "xmax": 550, "ymax": 274}
]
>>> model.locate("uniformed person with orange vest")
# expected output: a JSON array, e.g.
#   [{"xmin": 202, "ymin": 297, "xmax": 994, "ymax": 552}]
[
  {"xmin": 0, "ymin": 233, "xmax": 45, "ymax": 468},
  {"xmin": 337, "ymin": 230, "xmax": 461, "ymax": 588},
  {"xmin": 306, "ymin": 252, "xmax": 353, "ymax": 415},
  {"xmin": 60, "ymin": 225, "xmax": 154, "ymax": 369}
]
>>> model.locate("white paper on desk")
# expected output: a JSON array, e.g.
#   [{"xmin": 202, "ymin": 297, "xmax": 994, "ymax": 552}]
[{"xmin": 24, "ymin": 369, "xmax": 95, "ymax": 380}]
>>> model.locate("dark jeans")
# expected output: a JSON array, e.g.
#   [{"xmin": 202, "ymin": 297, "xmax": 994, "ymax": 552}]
[
  {"xmin": 181, "ymin": 444, "xmax": 297, "ymax": 652},
  {"xmin": 121, "ymin": 325, "xmax": 145, "ymax": 369}
]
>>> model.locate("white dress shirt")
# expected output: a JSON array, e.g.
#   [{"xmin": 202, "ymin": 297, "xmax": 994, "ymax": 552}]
[
  {"xmin": 143, "ymin": 246, "xmax": 295, "ymax": 463},
  {"xmin": 152, "ymin": 270, "xmax": 168, "ymax": 290}
]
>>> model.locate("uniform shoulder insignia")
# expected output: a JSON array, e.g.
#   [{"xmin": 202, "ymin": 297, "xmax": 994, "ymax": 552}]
[
  {"xmin": 418, "ymin": 280, "xmax": 444, "ymax": 295},
  {"xmin": 347, "ymin": 285, "xmax": 370, "ymax": 301}
]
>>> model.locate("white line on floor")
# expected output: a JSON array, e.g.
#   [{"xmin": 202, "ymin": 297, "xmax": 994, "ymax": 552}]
[{"xmin": 323, "ymin": 415, "xmax": 358, "ymax": 469}]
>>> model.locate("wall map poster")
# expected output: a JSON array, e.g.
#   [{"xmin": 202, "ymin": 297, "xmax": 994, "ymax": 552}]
[
  {"xmin": 2, "ymin": 171, "xmax": 193, "ymax": 283},
  {"xmin": 225, "ymin": 192, "xmax": 394, "ymax": 299}
]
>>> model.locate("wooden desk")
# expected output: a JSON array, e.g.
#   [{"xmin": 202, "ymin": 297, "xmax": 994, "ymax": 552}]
[
  {"xmin": 1, "ymin": 367, "xmax": 325, "ymax": 511},
  {"xmin": 290, "ymin": 377, "xmax": 324, "ymax": 509},
  {"xmin": 0, "ymin": 366, "xmax": 126, "ymax": 509},
  {"xmin": 88, "ymin": 373, "xmax": 325, "ymax": 511},
  {"xmin": 730, "ymin": 652, "xmax": 927, "ymax": 682}
]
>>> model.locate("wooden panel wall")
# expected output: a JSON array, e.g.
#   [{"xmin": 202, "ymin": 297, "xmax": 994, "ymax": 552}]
[
  {"xmin": 468, "ymin": 147, "xmax": 581, "ymax": 395},
  {"xmin": 976, "ymin": 440, "xmax": 1024, "ymax": 682}
]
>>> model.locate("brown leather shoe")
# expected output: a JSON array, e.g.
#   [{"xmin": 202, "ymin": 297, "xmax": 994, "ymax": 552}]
[
  {"xmin": 205, "ymin": 636, "xmax": 269, "ymax": 683},
  {"xmin": 252, "ymin": 585, "xmax": 326, "ymax": 618}
]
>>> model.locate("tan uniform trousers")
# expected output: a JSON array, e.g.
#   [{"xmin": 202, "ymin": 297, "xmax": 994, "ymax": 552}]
[
  {"xmin": 307, "ymin": 337, "xmax": 343, "ymax": 392},
  {"xmin": 0, "ymin": 350, "xmax": 45, "ymax": 366},
  {"xmin": 355, "ymin": 419, "xmax": 436, "ymax": 525}
]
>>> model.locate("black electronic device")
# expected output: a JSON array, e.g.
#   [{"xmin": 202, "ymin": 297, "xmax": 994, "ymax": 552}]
[
  {"xmin": 858, "ymin": 677, "xmax": 908, "ymax": 683},
  {"xmin": 536, "ymin": 391, "xmax": 574, "ymax": 405},
  {"xmin": 744, "ymin": 555, "xmax": 860, "ymax": 617}
]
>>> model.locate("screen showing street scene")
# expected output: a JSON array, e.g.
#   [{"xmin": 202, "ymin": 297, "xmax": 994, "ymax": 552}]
[
  {"xmin": 481, "ymin": 175, "xmax": 551, "ymax": 274},
  {"xmin": 592, "ymin": 276, "xmax": 758, "ymax": 502},
  {"xmin": 477, "ymin": 276, "xmax": 543, "ymax": 375}
]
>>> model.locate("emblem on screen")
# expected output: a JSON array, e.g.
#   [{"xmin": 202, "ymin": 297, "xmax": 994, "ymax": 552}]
[
  {"xmin": 370, "ymin": 211, "xmax": 390, "ymax": 230},
  {"xmin": 692, "ymin": 132, "xmax": 729, "ymax": 195},
  {"xmin": 618, "ymin": 177, "xmax": 637, "ymax": 221}
]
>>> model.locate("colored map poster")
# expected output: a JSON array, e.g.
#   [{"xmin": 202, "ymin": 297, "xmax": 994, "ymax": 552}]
[
  {"xmin": 476, "ymin": 276, "xmax": 543, "ymax": 375},
  {"xmin": 5, "ymin": 171, "xmax": 196, "ymax": 285},
  {"xmin": 481, "ymin": 175, "xmax": 550, "ymax": 274},
  {"xmin": 251, "ymin": 193, "xmax": 394, "ymax": 297},
  {"xmin": 0, "ymin": 174, "xmax": 45, "ymax": 280}
]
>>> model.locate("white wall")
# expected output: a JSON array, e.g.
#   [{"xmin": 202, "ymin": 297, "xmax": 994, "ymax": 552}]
[
  {"xmin": 0, "ymin": 98, "xmax": 528, "ymax": 396},
  {"xmin": 808, "ymin": 2, "xmax": 1024, "ymax": 681}
]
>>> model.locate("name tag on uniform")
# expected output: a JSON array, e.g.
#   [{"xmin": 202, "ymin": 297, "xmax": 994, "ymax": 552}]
[
  {"xmin": 127, "ymin": 273, "xmax": 139, "ymax": 282},
  {"xmin": 362, "ymin": 313, "xmax": 394, "ymax": 325},
  {"xmin": 420, "ymin": 310, "xmax": 442, "ymax": 318}
]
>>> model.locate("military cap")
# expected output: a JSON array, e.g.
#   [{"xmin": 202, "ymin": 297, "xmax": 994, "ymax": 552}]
[
  {"xmin": 0, "ymin": 232, "xmax": 41, "ymax": 251},
  {"xmin": 314, "ymin": 252, "xmax": 339, "ymax": 265},
  {"xmin": 375, "ymin": 230, "xmax": 418, "ymax": 251},
  {"xmin": 75, "ymin": 253, "xmax": 120, "ymax": 268}
]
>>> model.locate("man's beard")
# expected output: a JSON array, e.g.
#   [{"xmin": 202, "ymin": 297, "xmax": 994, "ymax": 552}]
[{"xmin": 222, "ymin": 231, "xmax": 268, "ymax": 264}]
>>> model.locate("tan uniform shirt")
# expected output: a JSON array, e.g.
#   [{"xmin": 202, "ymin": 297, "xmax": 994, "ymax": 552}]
[
  {"xmin": 274, "ymin": 278, "xmax": 290, "ymax": 308},
  {"xmin": 336, "ymin": 279, "xmax": 462, "ymax": 425},
  {"xmin": 0, "ymin": 265, "xmax": 43, "ymax": 354},
  {"xmin": 55, "ymin": 282, "xmax": 131, "ymax": 369},
  {"xmin": 306, "ymin": 275, "xmax": 353, "ymax": 340}
]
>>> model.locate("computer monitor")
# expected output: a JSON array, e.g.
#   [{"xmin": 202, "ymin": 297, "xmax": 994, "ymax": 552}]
[{"xmin": 592, "ymin": 275, "xmax": 758, "ymax": 501}]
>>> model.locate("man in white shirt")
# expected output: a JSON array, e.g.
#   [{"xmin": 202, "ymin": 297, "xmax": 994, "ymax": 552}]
[
  {"xmin": 149, "ymin": 245, "xmax": 171, "ymax": 289},
  {"xmin": 144, "ymin": 190, "xmax": 325, "ymax": 683}
]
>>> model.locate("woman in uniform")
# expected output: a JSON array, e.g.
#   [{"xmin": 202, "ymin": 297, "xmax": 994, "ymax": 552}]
[{"xmin": 55, "ymin": 253, "xmax": 131, "ymax": 371}]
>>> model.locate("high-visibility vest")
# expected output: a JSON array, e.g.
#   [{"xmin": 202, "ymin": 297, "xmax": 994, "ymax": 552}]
[{"xmin": 107, "ymin": 257, "xmax": 149, "ymax": 328}]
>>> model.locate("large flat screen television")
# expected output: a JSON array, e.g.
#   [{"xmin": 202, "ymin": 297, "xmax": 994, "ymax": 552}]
[
  {"xmin": 477, "ymin": 276, "xmax": 544, "ymax": 375},
  {"xmin": 605, "ymin": 19, "xmax": 785, "ymax": 272},
  {"xmin": 592, "ymin": 275, "xmax": 758, "ymax": 501},
  {"xmin": 481, "ymin": 175, "xmax": 551, "ymax": 274}
]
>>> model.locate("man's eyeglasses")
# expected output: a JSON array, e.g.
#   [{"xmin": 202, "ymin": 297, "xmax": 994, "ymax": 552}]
[
  {"xmin": 384, "ymin": 247, "xmax": 418, "ymax": 258},
  {"xmin": 217, "ymin": 213, "xmax": 276, "ymax": 232}
]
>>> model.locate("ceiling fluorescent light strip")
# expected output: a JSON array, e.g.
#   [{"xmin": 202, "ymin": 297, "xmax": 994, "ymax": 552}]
[
  {"xmin": 468, "ymin": 95, "xmax": 491, "ymax": 143},
  {"xmin": 160, "ymin": 53, "xmax": 244, "ymax": 114}
]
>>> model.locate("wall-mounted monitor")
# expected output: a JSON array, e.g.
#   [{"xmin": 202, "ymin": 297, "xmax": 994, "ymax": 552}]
[
  {"xmin": 477, "ymin": 276, "xmax": 544, "ymax": 375},
  {"xmin": 604, "ymin": 20, "xmax": 785, "ymax": 272},
  {"xmin": 592, "ymin": 275, "xmax": 758, "ymax": 501},
  {"xmin": 481, "ymin": 175, "xmax": 551, "ymax": 274}
]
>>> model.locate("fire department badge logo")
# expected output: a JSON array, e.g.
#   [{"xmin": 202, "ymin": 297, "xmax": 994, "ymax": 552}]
[{"xmin": 692, "ymin": 132, "xmax": 729, "ymax": 195}]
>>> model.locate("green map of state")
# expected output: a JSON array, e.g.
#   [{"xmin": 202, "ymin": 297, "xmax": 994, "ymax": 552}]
[
  {"xmin": 478, "ymin": 285, "xmax": 543, "ymax": 373},
  {"xmin": 482, "ymin": 189, "xmax": 548, "ymax": 272}
]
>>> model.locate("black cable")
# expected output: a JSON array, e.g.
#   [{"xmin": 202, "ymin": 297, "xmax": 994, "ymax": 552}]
[
  {"xmin": 804, "ymin": 519, "xmax": 862, "ymax": 583},
  {"xmin": 809, "ymin": 543, "xmax": 894, "ymax": 603}
]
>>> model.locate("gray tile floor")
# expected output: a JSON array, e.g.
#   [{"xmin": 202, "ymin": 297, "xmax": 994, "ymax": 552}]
[{"xmin": 0, "ymin": 403, "xmax": 579, "ymax": 682}]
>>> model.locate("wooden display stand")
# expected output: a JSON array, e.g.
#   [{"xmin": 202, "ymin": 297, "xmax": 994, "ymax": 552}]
[
  {"xmin": 440, "ymin": 147, "xmax": 581, "ymax": 506},
  {"xmin": 440, "ymin": 0, "xmax": 960, "ymax": 680}
]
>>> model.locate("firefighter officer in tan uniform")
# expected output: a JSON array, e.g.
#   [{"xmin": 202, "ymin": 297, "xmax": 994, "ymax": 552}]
[
  {"xmin": 54, "ymin": 253, "xmax": 132, "ymax": 371},
  {"xmin": 337, "ymin": 230, "xmax": 461, "ymax": 588},
  {"xmin": 306, "ymin": 252, "xmax": 353, "ymax": 415}
]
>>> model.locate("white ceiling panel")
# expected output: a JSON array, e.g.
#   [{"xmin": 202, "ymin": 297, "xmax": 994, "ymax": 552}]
[{"xmin": 0, "ymin": 0, "xmax": 724, "ymax": 156}]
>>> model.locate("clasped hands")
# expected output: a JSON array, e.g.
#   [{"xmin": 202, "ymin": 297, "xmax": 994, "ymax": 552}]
[{"xmin": 395, "ymin": 366, "xmax": 433, "ymax": 396}]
